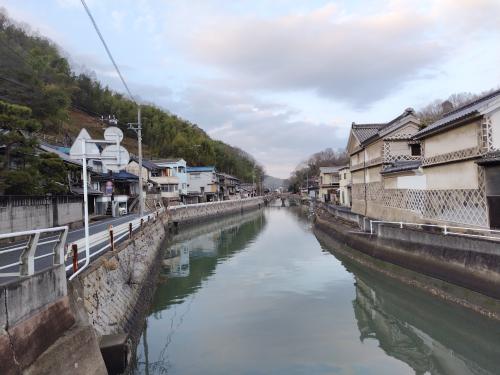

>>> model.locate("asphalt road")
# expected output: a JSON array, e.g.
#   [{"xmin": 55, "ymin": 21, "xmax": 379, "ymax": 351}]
[{"xmin": 0, "ymin": 213, "xmax": 143, "ymax": 284}]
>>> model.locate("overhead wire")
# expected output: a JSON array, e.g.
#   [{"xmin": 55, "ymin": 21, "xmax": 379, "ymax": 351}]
[{"xmin": 79, "ymin": 0, "xmax": 136, "ymax": 104}]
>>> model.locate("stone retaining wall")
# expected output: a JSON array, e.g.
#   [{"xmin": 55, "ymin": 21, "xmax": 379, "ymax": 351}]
[
  {"xmin": 315, "ymin": 208, "xmax": 500, "ymax": 303},
  {"xmin": 73, "ymin": 214, "xmax": 168, "ymax": 336},
  {"xmin": 168, "ymin": 197, "xmax": 264, "ymax": 225}
]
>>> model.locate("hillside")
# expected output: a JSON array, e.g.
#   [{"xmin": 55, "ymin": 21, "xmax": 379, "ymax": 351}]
[{"xmin": 0, "ymin": 9, "xmax": 263, "ymax": 182}]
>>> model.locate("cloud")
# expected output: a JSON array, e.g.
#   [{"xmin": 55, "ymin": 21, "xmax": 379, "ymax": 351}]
[
  {"xmin": 167, "ymin": 85, "xmax": 346, "ymax": 178},
  {"xmin": 184, "ymin": 1, "xmax": 499, "ymax": 108}
]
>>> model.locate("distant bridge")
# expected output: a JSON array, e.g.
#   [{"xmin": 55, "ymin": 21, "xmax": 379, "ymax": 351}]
[{"xmin": 264, "ymin": 192, "xmax": 304, "ymax": 207}]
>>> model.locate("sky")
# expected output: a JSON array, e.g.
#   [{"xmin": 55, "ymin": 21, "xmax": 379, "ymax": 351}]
[{"xmin": 0, "ymin": 0, "xmax": 499, "ymax": 178}]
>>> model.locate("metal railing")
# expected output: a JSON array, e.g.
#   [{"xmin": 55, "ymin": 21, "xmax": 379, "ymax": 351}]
[
  {"xmin": 0, "ymin": 226, "xmax": 68, "ymax": 278},
  {"xmin": 369, "ymin": 220, "xmax": 500, "ymax": 241},
  {"xmin": 66, "ymin": 207, "xmax": 165, "ymax": 280}
]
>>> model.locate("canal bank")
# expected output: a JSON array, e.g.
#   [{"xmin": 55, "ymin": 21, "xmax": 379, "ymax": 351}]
[
  {"xmin": 129, "ymin": 207, "xmax": 500, "ymax": 375},
  {"xmin": 68, "ymin": 198, "xmax": 264, "ymax": 373},
  {"xmin": 314, "ymin": 204, "xmax": 500, "ymax": 311}
]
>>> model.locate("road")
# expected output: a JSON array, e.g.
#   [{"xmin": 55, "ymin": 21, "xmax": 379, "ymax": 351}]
[{"xmin": 0, "ymin": 213, "xmax": 144, "ymax": 284}]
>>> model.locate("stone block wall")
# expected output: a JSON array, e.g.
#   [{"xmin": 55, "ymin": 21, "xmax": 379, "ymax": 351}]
[
  {"xmin": 75, "ymin": 214, "xmax": 168, "ymax": 336},
  {"xmin": 168, "ymin": 197, "xmax": 264, "ymax": 224}
]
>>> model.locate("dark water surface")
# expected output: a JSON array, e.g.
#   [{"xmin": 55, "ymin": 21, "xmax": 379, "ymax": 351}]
[{"xmin": 131, "ymin": 207, "xmax": 500, "ymax": 375}]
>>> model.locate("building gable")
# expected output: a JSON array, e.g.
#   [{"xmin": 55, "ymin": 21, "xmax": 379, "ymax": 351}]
[
  {"xmin": 385, "ymin": 122, "xmax": 420, "ymax": 140},
  {"xmin": 347, "ymin": 131, "xmax": 361, "ymax": 154}
]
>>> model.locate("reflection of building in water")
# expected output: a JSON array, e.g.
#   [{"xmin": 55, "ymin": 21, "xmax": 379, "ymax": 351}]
[
  {"xmin": 161, "ymin": 211, "xmax": 266, "ymax": 279},
  {"xmin": 353, "ymin": 276, "xmax": 497, "ymax": 375},
  {"xmin": 163, "ymin": 245, "xmax": 190, "ymax": 277}
]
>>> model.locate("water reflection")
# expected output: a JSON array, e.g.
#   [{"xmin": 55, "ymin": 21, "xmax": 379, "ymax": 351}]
[
  {"xmin": 131, "ymin": 210, "xmax": 267, "ymax": 373},
  {"xmin": 131, "ymin": 208, "xmax": 500, "ymax": 375},
  {"xmin": 317, "ymin": 231, "xmax": 500, "ymax": 375}
]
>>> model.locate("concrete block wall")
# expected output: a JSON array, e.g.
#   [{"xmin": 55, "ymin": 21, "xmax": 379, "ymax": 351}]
[
  {"xmin": 0, "ymin": 197, "xmax": 83, "ymax": 234},
  {"xmin": 57, "ymin": 201, "xmax": 83, "ymax": 226},
  {"xmin": 0, "ymin": 204, "xmax": 53, "ymax": 234},
  {"xmin": 168, "ymin": 197, "xmax": 264, "ymax": 224},
  {"xmin": 75, "ymin": 214, "xmax": 168, "ymax": 336},
  {"xmin": 0, "ymin": 266, "xmax": 75, "ymax": 375}
]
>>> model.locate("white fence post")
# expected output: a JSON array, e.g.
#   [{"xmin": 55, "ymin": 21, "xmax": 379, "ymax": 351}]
[{"xmin": 20, "ymin": 232, "xmax": 40, "ymax": 276}]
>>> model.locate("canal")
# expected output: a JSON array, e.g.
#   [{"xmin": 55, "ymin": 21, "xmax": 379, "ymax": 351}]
[{"xmin": 131, "ymin": 207, "xmax": 500, "ymax": 375}]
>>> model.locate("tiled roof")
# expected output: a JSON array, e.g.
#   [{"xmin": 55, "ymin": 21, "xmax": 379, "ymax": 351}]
[
  {"xmin": 351, "ymin": 123, "xmax": 386, "ymax": 143},
  {"xmin": 415, "ymin": 89, "xmax": 500, "ymax": 139},
  {"xmin": 151, "ymin": 158, "xmax": 185, "ymax": 165},
  {"xmin": 130, "ymin": 156, "xmax": 158, "ymax": 170},
  {"xmin": 351, "ymin": 108, "xmax": 418, "ymax": 145},
  {"xmin": 380, "ymin": 161, "xmax": 421, "ymax": 174},
  {"xmin": 476, "ymin": 150, "xmax": 500, "ymax": 166}
]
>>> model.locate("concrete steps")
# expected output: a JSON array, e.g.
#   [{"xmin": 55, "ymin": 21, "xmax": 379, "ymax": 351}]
[{"xmin": 24, "ymin": 325, "xmax": 107, "ymax": 375}]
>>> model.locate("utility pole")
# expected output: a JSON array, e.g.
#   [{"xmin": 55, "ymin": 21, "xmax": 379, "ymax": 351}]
[{"xmin": 128, "ymin": 105, "xmax": 145, "ymax": 217}]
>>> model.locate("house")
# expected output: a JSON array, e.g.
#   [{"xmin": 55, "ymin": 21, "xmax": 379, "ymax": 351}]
[
  {"xmin": 239, "ymin": 183, "xmax": 257, "ymax": 198},
  {"xmin": 344, "ymin": 89, "xmax": 500, "ymax": 229},
  {"xmin": 125, "ymin": 156, "xmax": 160, "ymax": 193},
  {"xmin": 150, "ymin": 158, "xmax": 187, "ymax": 202},
  {"xmin": 338, "ymin": 165, "xmax": 352, "ymax": 207},
  {"xmin": 218, "ymin": 173, "xmax": 240, "ymax": 200},
  {"xmin": 409, "ymin": 89, "xmax": 500, "ymax": 228},
  {"xmin": 347, "ymin": 108, "xmax": 421, "ymax": 219},
  {"xmin": 319, "ymin": 167, "xmax": 341, "ymax": 203},
  {"xmin": 93, "ymin": 170, "xmax": 139, "ymax": 216},
  {"xmin": 187, "ymin": 166, "xmax": 219, "ymax": 203}
]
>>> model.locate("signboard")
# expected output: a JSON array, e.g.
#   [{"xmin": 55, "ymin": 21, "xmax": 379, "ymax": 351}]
[
  {"xmin": 101, "ymin": 144, "xmax": 130, "ymax": 171},
  {"xmin": 105, "ymin": 181, "xmax": 113, "ymax": 196},
  {"xmin": 103, "ymin": 126, "xmax": 124, "ymax": 143},
  {"xmin": 69, "ymin": 128, "xmax": 100, "ymax": 160}
]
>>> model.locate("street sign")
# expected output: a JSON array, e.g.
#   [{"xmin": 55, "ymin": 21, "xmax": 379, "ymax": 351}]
[
  {"xmin": 69, "ymin": 129, "xmax": 100, "ymax": 159},
  {"xmin": 104, "ymin": 126, "xmax": 124, "ymax": 143},
  {"xmin": 101, "ymin": 144, "xmax": 130, "ymax": 171}
]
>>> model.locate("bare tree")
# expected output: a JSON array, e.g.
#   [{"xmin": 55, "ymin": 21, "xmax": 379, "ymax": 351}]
[{"xmin": 418, "ymin": 89, "xmax": 497, "ymax": 126}]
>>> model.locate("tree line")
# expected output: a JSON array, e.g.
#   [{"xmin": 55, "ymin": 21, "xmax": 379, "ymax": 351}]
[{"xmin": 0, "ymin": 9, "xmax": 263, "ymax": 195}]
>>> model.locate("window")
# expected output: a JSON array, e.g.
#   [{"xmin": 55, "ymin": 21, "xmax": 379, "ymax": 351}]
[
  {"xmin": 160, "ymin": 184, "xmax": 178, "ymax": 192},
  {"xmin": 410, "ymin": 144, "xmax": 421, "ymax": 156}
]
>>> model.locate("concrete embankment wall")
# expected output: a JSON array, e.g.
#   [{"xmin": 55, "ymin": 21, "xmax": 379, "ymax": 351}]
[
  {"xmin": 77, "ymin": 198, "xmax": 264, "ymax": 337},
  {"xmin": 315, "ymin": 208, "xmax": 500, "ymax": 302},
  {"xmin": 168, "ymin": 197, "xmax": 264, "ymax": 225},
  {"xmin": 0, "ymin": 265, "xmax": 106, "ymax": 375},
  {"xmin": 73, "ymin": 213, "xmax": 169, "ymax": 336},
  {"xmin": 0, "ymin": 196, "xmax": 83, "ymax": 234}
]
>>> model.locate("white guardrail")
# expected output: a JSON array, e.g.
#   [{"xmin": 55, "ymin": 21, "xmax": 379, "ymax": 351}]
[
  {"xmin": 369, "ymin": 220, "xmax": 500, "ymax": 241},
  {"xmin": 0, "ymin": 226, "xmax": 68, "ymax": 278},
  {"xmin": 66, "ymin": 207, "xmax": 165, "ymax": 279},
  {"xmin": 0, "ymin": 208, "xmax": 165, "ymax": 280}
]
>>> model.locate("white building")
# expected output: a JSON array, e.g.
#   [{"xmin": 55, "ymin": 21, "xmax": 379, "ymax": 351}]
[
  {"xmin": 150, "ymin": 158, "xmax": 187, "ymax": 202},
  {"xmin": 187, "ymin": 166, "xmax": 219, "ymax": 202}
]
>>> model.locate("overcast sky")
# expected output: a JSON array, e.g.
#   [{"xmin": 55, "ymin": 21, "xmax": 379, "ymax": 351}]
[{"xmin": 1, "ymin": 0, "xmax": 499, "ymax": 178}]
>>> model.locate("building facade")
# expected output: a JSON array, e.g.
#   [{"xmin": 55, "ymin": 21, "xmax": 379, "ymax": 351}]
[
  {"xmin": 346, "ymin": 90, "xmax": 500, "ymax": 229},
  {"xmin": 150, "ymin": 159, "xmax": 187, "ymax": 202},
  {"xmin": 319, "ymin": 167, "xmax": 340, "ymax": 203},
  {"xmin": 348, "ymin": 108, "xmax": 421, "ymax": 219},
  {"xmin": 187, "ymin": 166, "xmax": 219, "ymax": 202},
  {"xmin": 338, "ymin": 166, "xmax": 352, "ymax": 207}
]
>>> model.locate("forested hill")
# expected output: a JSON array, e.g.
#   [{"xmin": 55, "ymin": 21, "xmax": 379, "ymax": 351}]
[{"xmin": 0, "ymin": 10, "xmax": 263, "ymax": 182}]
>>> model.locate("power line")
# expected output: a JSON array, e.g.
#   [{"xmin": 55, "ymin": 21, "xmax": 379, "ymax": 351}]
[{"xmin": 79, "ymin": 0, "xmax": 136, "ymax": 104}]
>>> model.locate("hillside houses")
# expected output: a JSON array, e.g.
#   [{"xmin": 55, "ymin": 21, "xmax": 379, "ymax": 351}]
[{"xmin": 337, "ymin": 89, "xmax": 500, "ymax": 229}]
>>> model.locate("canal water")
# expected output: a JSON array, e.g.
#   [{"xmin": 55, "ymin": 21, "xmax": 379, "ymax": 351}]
[{"xmin": 131, "ymin": 207, "xmax": 500, "ymax": 375}]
